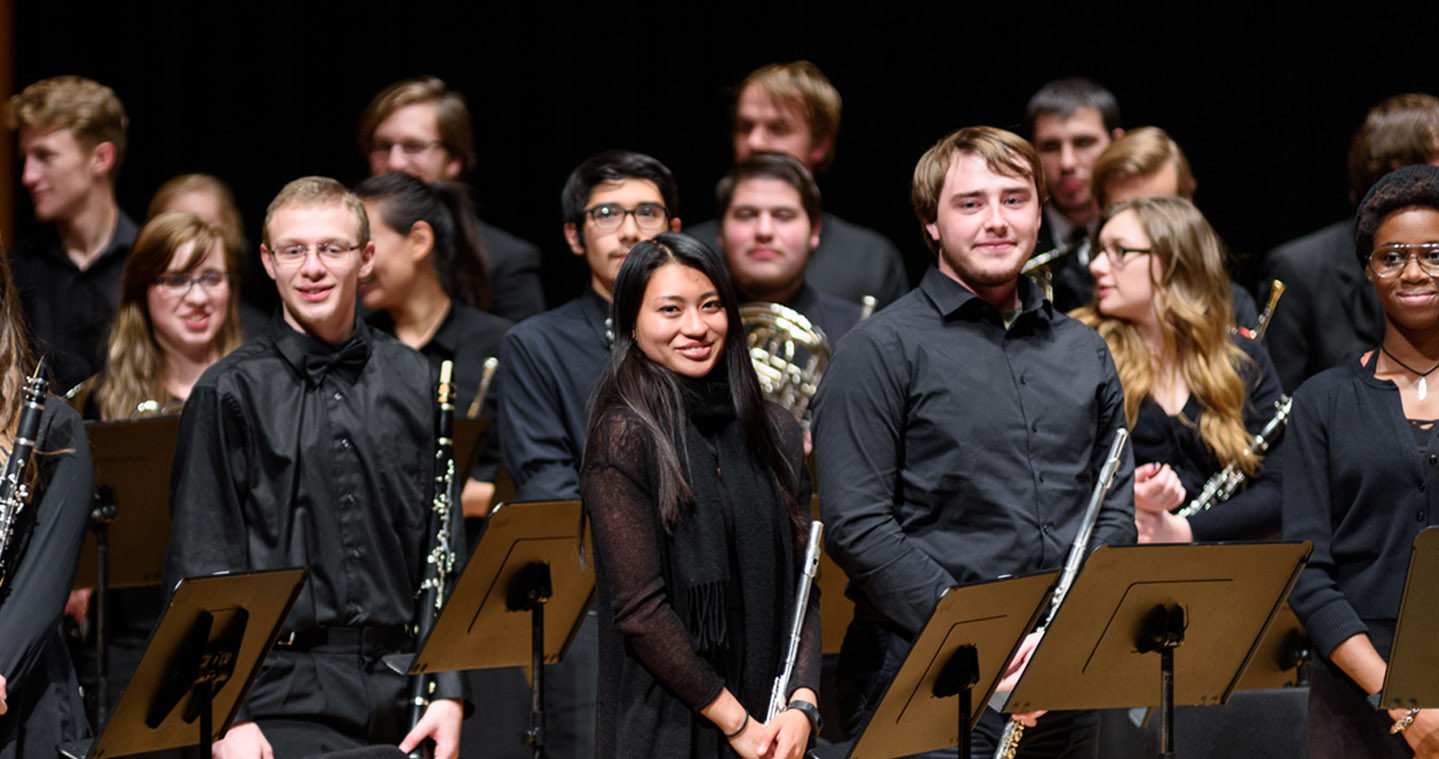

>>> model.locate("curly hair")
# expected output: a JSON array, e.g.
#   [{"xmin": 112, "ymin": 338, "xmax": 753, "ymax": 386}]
[{"xmin": 1354, "ymin": 164, "xmax": 1439, "ymax": 268}]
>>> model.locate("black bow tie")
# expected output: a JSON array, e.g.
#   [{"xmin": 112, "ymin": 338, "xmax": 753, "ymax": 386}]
[{"xmin": 301, "ymin": 340, "xmax": 370, "ymax": 386}]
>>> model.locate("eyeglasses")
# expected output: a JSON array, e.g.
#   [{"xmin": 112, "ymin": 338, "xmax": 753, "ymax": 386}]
[
  {"xmin": 269, "ymin": 242, "xmax": 361, "ymax": 266},
  {"xmin": 370, "ymin": 139, "xmax": 444, "ymax": 157},
  {"xmin": 584, "ymin": 203, "xmax": 668, "ymax": 231},
  {"xmin": 1368, "ymin": 244, "xmax": 1439, "ymax": 278},
  {"xmin": 1096, "ymin": 245, "xmax": 1152, "ymax": 267},
  {"xmin": 153, "ymin": 270, "xmax": 229, "ymax": 295}
]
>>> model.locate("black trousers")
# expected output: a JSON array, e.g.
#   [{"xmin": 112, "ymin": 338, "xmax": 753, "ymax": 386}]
[
  {"xmin": 248, "ymin": 645, "xmax": 408, "ymax": 759},
  {"xmin": 1307, "ymin": 663, "xmax": 1410, "ymax": 759},
  {"xmin": 835, "ymin": 617, "xmax": 1098, "ymax": 759}
]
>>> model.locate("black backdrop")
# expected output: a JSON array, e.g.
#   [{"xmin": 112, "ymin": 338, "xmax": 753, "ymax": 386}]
[{"xmin": 14, "ymin": 1, "xmax": 1439, "ymax": 308}]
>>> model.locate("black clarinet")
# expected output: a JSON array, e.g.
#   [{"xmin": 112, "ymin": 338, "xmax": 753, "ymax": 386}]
[
  {"xmin": 408, "ymin": 360, "xmax": 459, "ymax": 757},
  {"xmin": 0, "ymin": 359, "xmax": 47, "ymax": 589}
]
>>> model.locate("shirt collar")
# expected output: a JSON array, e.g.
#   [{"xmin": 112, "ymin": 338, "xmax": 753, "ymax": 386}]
[
  {"xmin": 918, "ymin": 266, "xmax": 1053, "ymax": 324},
  {"xmin": 272, "ymin": 314, "xmax": 373, "ymax": 386}
]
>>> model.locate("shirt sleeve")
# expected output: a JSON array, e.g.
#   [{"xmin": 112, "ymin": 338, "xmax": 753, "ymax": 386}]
[
  {"xmin": 811, "ymin": 328, "xmax": 957, "ymax": 636},
  {"xmin": 498, "ymin": 330, "xmax": 581, "ymax": 501},
  {"xmin": 581, "ymin": 412, "xmax": 726, "ymax": 711},
  {"xmin": 1088, "ymin": 340, "xmax": 1138, "ymax": 550},
  {"xmin": 162, "ymin": 383, "xmax": 251, "ymax": 595},
  {"xmin": 0, "ymin": 403, "xmax": 93, "ymax": 686},
  {"xmin": 1282, "ymin": 379, "xmax": 1367, "ymax": 658}
]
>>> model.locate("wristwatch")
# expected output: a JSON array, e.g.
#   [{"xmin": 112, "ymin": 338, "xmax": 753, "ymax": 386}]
[{"xmin": 784, "ymin": 699, "xmax": 823, "ymax": 734}]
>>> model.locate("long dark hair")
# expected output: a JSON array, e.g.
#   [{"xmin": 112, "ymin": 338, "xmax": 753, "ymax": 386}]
[
  {"xmin": 585, "ymin": 232, "xmax": 805, "ymax": 534},
  {"xmin": 353, "ymin": 171, "xmax": 493, "ymax": 311}
]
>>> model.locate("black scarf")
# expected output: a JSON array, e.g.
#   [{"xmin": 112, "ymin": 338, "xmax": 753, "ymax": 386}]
[{"xmin": 666, "ymin": 371, "xmax": 795, "ymax": 715}]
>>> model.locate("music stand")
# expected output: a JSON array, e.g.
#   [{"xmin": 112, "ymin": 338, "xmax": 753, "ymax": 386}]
[
  {"xmin": 59, "ymin": 568, "xmax": 308, "ymax": 759},
  {"xmin": 1000, "ymin": 542, "xmax": 1310, "ymax": 759},
  {"xmin": 814, "ymin": 571, "xmax": 1057, "ymax": 759},
  {"xmin": 403, "ymin": 499, "xmax": 593, "ymax": 759},
  {"xmin": 1380, "ymin": 526, "xmax": 1439, "ymax": 709},
  {"xmin": 72, "ymin": 415, "xmax": 182, "ymax": 725},
  {"xmin": 451, "ymin": 417, "xmax": 490, "ymax": 481}
]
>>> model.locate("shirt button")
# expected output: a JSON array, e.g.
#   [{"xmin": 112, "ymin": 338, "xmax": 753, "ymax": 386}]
[
  {"xmin": 1038, "ymin": 474, "xmax": 1045, "ymax": 483},
  {"xmin": 333, "ymin": 391, "xmax": 343, "ymax": 401},
  {"xmin": 1041, "ymin": 523, "xmax": 1052, "ymax": 533},
  {"xmin": 1419, "ymin": 512, "xmax": 1427, "ymax": 522},
  {"xmin": 1020, "ymin": 376, "xmax": 1028, "ymax": 385},
  {"xmin": 1420, "ymin": 482, "xmax": 1427, "ymax": 492},
  {"xmin": 339, "ymin": 437, "xmax": 352, "ymax": 449},
  {"xmin": 1031, "ymin": 422, "xmax": 1039, "ymax": 433},
  {"xmin": 1430, "ymin": 454, "xmax": 1437, "ymax": 465}
]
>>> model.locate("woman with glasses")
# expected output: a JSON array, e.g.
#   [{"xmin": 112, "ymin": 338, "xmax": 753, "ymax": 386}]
[
  {"xmin": 581, "ymin": 233, "xmax": 819, "ymax": 759},
  {"xmin": 353, "ymin": 172, "xmax": 511, "ymax": 522},
  {"xmin": 71, "ymin": 212, "xmax": 242, "ymax": 420},
  {"xmin": 1073, "ymin": 196, "xmax": 1285, "ymax": 543},
  {"xmin": 0, "ymin": 251, "xmax": 95, "ymax": 758},
  {"xmin": 1286, "ymin": 165, "xmax": 1439, "ymax": 758}
]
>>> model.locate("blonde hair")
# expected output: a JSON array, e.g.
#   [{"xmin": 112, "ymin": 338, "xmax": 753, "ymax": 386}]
[
  {"xmin": 737, "ymin": 61, "xmax": 842, "ymax": 170},
  {"xmin": 93, "ymin": 213, "xmax": 242, "ymax": 421},
  {"xmin": 1092, "ymin": 126, "xmax": 1197, "ymax": 209},
  {"xmin": 1073, "ymin": 196, "xmax": 1258, "ymax": 475},
  {"xmin": 262, "ymin": 176, "xmax": 369, "ymax": 247},
  {"xmin": 7, "ymin": 75, "xmax": 127, "ymax": 179},
  {"xmin": 148, "ymin": 173, "xmax": 247, "ymax": 260},
  {"xmin": 911, "ymin": 126, "xmax": 1046, "ymax": 256}
]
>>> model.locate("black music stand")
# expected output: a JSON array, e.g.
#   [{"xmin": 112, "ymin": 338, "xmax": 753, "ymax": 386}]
[
  {"xmin": 73, "ymin": 415, "xmax": 182, "ymax": 725},
  {"xmin": 812, "ymin": 571, "xmax": 1057, "ymax": 759},
  {"xmin": 401, "ymin": 499, "xmax": 593, "ymax": 759},
  {"xmin": 451, "ymin": 417, "xmax": 490, "ymax": 481},
  {"xmin": 1380, "ymin": 526, "xmax": 1439, "ymax": 710},
  {"xmin": 58, "ymin": 568, "xmax": 308, "ymax": 759},
  {"xmin": 999, "ymin": 542, "xmax": 1310, "ymax": 759}
]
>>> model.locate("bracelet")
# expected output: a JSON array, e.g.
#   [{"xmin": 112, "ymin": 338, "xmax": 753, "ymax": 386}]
[
  {"xmin": 1391, "ymin": 708, "xmax": 1421, "ymax": 735},
  {"xmin": 724, "ymin": 713, "xmax": 749, "ymax": 739}
]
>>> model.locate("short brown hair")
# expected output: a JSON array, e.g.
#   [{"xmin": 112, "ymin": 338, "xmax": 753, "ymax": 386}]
[
  {"xmin": 1092, "ymin": 126, "xmax": 1196, "ymax": 209},
  {"xmin": 262, "ymin": 177, "xmax": 369, "ymax": 248},
  {"xmin": 911, "ymin": 126, "xmax": 1046, "ymax": 255},
  {"xmin": 715, "ymin": 152, "xmax": 822, "ymax": 225},
  {"xmin": 357, "ymin": 76, "xmax": 475, "ymax": 175},
  {"xmin": 1348, "ymin": 93, "xmax": 1439, "ymax": 204},
  {"xmin": 8, "ymin": 75, "xmax": 127, "ymax": 179},
  {"xmin": 736, "ymin": 61, "xmax": 842, "ymax": 171}
]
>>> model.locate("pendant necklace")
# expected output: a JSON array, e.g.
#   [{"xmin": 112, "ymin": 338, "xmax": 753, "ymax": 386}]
[{"xmin": 1380, "ymin": 345, "xmax": 1439, "ymax": 400}]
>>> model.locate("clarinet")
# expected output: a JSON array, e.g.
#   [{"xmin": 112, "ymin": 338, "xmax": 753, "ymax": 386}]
[
  {"xmin": 995, "ymin": 428, "xmax": 1129, "ymax": 759},
  {"xmin": 0, "ymin": 360, "xmax": 48, "ymax": 589},
  {"xmin": 1176, "ymin": 396, "xmax": 1292, "ymax": 519},
  {"xmin": 407, "ymin": 360, "xmax": 459, "ymax": 756},
  {"xmin": 767, "ymin": 520, "xmax": 824, "ymax": 721}
]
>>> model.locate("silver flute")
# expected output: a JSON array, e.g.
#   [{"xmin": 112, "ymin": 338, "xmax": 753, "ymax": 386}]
[
  {"xmin": 767, "ymin": 520, "xmax": 824, "ymax": 721},
  {"xmin": 995, "ymin": 428, "xmax": 1129, "ymax": 759}
]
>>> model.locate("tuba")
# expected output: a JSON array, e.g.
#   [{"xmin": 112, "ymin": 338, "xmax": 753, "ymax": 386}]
[{"xmin": 740, "ymin": 303, "xmax": 830, "ymax": 430}]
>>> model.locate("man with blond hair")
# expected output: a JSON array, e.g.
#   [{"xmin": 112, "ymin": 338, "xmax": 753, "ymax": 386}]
[
  {"xmin": 7, "ymin": 75, "xmax": 135, "ymax": 389},
  {"xmin": 813, "ymin": 126, "xmax": 1133, "ymax": 757},
  {"xmin": 358, "ymin": 76, "xmax": 545, "ymax": 321},
  {"xmin": 164, "ymin": 176, "xmax": 466, "ymax": 759},
  {"xmin": 688, "ymin": 61, "xmax": 910, "ymax": 309}
]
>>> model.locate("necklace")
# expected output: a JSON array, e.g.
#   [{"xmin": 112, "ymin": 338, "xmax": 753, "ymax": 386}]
[{"xmin": 1381, "ymin": 345, "xmax": 1439, "ymax": 400}]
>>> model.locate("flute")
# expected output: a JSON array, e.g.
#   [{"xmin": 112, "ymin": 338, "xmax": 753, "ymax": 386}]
[
  {"xmin": 766, "ymin": 520, "xmax": 824, "ymax": 722},
  {"xmin": 994, "ymin": 428, "xmax": 1129, "ymax": 759}
]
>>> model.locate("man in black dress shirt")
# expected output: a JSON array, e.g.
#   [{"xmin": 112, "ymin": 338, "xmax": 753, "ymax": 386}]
[
  {"xmin": 686, "ymin": 61, "xmax": 910, "ymax": 309},
  {"xmin": 359, "ymin": 76, "xmax": 545, "ymax": 322},
  {"xmin": 6, "ymin": 76, "xmax": 136, "ymax": 390},
  {"xmin": 1025, "ymin": 78, "xmax": 1124, "ymax": 314},
  {"xmin": 495, "ymin": 150, "xmax": 680, "ymax": 758},
  {"xmin": 715, "ymin": 152, "xmax": 861, "ymax": 343},
  {"xmin": 163, "ymin": 177, "xmax": 464, "ymax": 759},
  {"xmin": 812, "ymin": 126, "xmax": 1135, "ymax": 758}
]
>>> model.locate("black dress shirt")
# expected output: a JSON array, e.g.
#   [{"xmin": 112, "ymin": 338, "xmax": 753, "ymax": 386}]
[
  {"xmin": 497, "ymin": 288, "xmax": 612, "ymax": 501},
  {"xmin": 1283, "ymin": 355, "xmax": 1439, "ymax": 661},
  {"xmin": 479, "ymin": 221, "xmax": 546, "ymax": 322},
  {"xmin": 1130, "ymin": 337, "xmax": 1286, "ymax": 541},
  {"xmin": 9, "ymin": 211, "xmax": 138, "ymax": 390},
  {"xmin": 162, "ymin": 318, "xmax": 464, "ymax": 712},
  {"xmin": 812, "ymin": 268, "xmax": 1136, "ymax": 635}
]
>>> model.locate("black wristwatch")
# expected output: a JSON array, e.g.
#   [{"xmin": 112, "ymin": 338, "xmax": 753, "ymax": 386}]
[{"xmin": 784, "ymin": 699, "xmax": 823, "ymax": 734}]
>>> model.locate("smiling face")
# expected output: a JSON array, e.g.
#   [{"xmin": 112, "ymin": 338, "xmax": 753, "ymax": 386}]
[
  {"xmin": 147, "ymin": 240, "xmax": 231, "ymax": 361},
  {"xmin": 1371, "ymin": 206, "xmax": 1439, "ymax": 332},
  {"xmin": 261, "ymin": 203, "xmax": 375, "ymax": 344},
  {"xmin": 925, "ymin": 151, "xmax": 1041, "ymax": 295},
  {"xmin": 18, "ymin": 125, "xmax": 111, "ymax": 223},
  {"xmin": 1091, "ymin": 208, "xmax": 1159, "ymax": 327},
  {"xmin": 719, "ymin": 177, "xmax": 818, "ymax": 302},
  {"xmin": 633, "ymin": 262, "xmax": 729, "ymax": 379}
]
